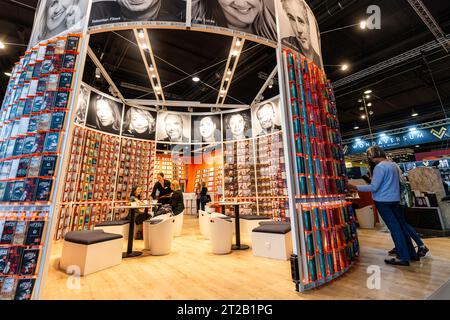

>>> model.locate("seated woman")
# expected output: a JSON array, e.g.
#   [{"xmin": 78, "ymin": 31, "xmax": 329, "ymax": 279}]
[
  {"xmin": 170, "ymin": 180, "xmax": 185, "ymax": 216},
  {"xmin": 127, "ymin": 186, "xmax": 150, "ymax": 239}
]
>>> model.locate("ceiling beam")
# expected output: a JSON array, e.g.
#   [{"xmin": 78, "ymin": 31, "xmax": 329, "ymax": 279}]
[
  {"xmin": 133, "ymin": 29, "xmax": 165, "ymax": 103},
  {"xmin": 87, "ymin": 46, "xmax": 125, "ymax": 102},
  {"xmin": 124, "ymin": 99, "xmax": 248, "ymax": 109},
  {"xmin": 216, "ymin": 37, "xmax": 245, "ymax": 107},
  {"xmin": 407, "ymin": 0, "xmax": 450, "ymax": 52}
]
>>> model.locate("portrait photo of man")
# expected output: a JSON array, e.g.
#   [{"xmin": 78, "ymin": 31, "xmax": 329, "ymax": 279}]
[
  {"xmin": 252, "ymin": 101, "xmax": 281, "ymax": 137},
  {"xmin": 279, "ymin": 0, "xmax": 323, "ymax": 69},
  {"xmin": 89, "ymin": 0, "xmax": 186, "ymax": 26},
  {"xmin": 156, "ymin": 112, "xmax": 190, "ymax": 143}
]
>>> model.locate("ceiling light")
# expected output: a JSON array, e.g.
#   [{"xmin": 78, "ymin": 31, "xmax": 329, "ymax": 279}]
[
  {"xmin": 149, "ymin": 65, "xmax": 154, "ymax": 71},
  {"xmin": 154, "ymin": 86, "xmax": 160, "ymax": 91},
  {"xmin": 359, "ymin": 106, "xmax": 364, "ymax": 111},
  {"xmin": 141, "ymin": 43, "xmax": 148, "ymax": 49},
  {"xmin": 369, "ymin": 110, "xmax": 374, "ymax": 115},
  {"xmin": 231, "ymin": 50, "xmax": 238, "ymax": 57},
  {"xmin": 360, "ymin": 20, "xmax": 367, "ymax": 29},
  {"xmin": 95, "ymin": 68, "xmax": 101, "ymax": 79},
  {"xmin": 380, "ymin": 133, "xmax": 387, "ymax": 138},
  {"xmin": 411, "ymin": 109, "xmax": 418, "ymax": 117},
  {"xmin": 409, "ymin": 127, "xmax": 417, "ymax": 132},
  {"xmin": 365, "ymin": 95, "xmax": 370, "ymax": 99},
  {"xmin": 364, "ymin": 90, "xmax": 372, "ymax": 94},
  {"xmin": 415, "ymin": 145, "xmax": 420, "ymax": 148},
  {"xmin": 361, "ymin": 114, "xmax": 366, "ymax": 119},
  {"xmin": 227, "ymin": 69, "xmax": 232, "ymax": 75},
  {"xmin": 358, "ymin": 99, "xmax": 363, "ymax": 103},
  {"xmin": 355, "ymin": 138, "xmax": 361, "ymax": 142},
  {"xmin": 367, "ymin": 102, "xmax": 372, "ymax": 107},
  {"xmin": 0, "ymin": 41, "xmax": 5, "ymax": 49},
  {"xmin": 138, "ymin": 31, "xmax": 145, "ymax": 39},
  {"xmin": 220, "ymin": 94, "xmax": 225, "ymax": 98},
  {"xmin": 192, "ymin": 76, "xmax": 200, "ymax": 82},
  {"xmin": 151, "ymin": 74, "xmax": 156, "ymax": 78},
  {"xmin": 225, "ymin": 77, "xmax": 230, "ymax": 81},
  {"xmin": 235, "ymin": 39, "xmax": 241, "ymax": 47},
  {"xmin": 4, "ymin": 71, "xmax": 11, "ymax": 77},
  {"xmin": 268, "ymin": 84, "xmax": 273, "ymax": 89},
  {"xmin": 341, "ymin": 64, "xmax": 349, "ymax": 71},
  {"xmin": 353, "ymin": 126, "xmax": 359, "ymax": 130}
]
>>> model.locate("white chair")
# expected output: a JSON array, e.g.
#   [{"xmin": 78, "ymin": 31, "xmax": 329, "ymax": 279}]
[
  {"xmin": 209, "ymin": 217, "xmax": 233, "ymax": 254},
  {"xmin": 205, "ymin": 205, "xmax": 215, "ymax": 213},
  {"xmin": 198, "ymin": 210, "xmax": 210, "ymax": 238},
  {"xmin": 173, "ymin": 212, "xmax": 184, "ymax": 237},
  {"xmin": 60, "ymin": 230, "xmax": 123, "ymax": 276},
  {"xmin": 355, "ymin": 205, "xmax": 375, "ymax": 229},
  {"xmin": 144, "ymin": 218, "xmax": 175, "ymax": 255}
]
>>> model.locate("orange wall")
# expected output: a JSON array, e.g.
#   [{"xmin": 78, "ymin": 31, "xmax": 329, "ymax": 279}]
[{"xmin": 186, "ymin": 148, "xmax": 223, "ymax": 192}]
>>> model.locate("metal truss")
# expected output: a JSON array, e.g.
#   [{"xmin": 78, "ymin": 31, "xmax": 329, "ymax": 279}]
[
  {"xmin": 407, "ymin": 0, "xmax": 450, "ymax": 53},
  {"xmin": 342, "ymin": 118, "xmax": 450, "ymax": 144},
  {"xmin": 333, "ymin": 35, "xmax": 450, "ymax": 89}
]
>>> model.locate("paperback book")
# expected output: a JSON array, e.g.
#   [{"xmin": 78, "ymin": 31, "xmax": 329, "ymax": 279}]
[
  {"xmin": 22, "ymin": 135, "xmax": 36, "ymax": 154},
  {"xmin": 38, "ymin": 113, "xmax": 51, "ymax": 131},
  {"xmin": 9, "ymin": 159, "xmax": 20, "ymax": 180},
  {"xmin": 62, "ymin": 54, "xmax": 76, "ymax": 69},
  {"xmin": 65, "ymin": 36, "xmax": 80, "ymax": 51},
  {"xmin": 0, "ymin": 221, "xmax": 17, "ymax": 244},
  {"xmin": 0, "ymin": 182, "xmax": 6, "ymax": 201},
  {"xmin": 12, "ymin": 137, "xmax": 24, "ymax": 156},
  {"xmin": 0, "ymin": 277, "xmax": 17, "ymax": 300},
  {"xmin": 24, "ymin": 178, "xmax": 38, "ymax": 201},
  {"xmin": 14, "ymin": 278, "xmax": 35, "ymax": 300},
  {"xmin": 16, "ymin": 158, "xmax": 31, "ymax": 178},
  {"xmin": 50, "ymin": 111, "xmax": 65, "ymax": 130},
  {"xmin": 19, "ymin": 248, "xmax": 39, "ymax": 276},
  {"xmin": 18, "ymin": 117, "xmax": 30, "ymax": 136},
  {"xmin": 58, "ymin": 72, "xmax": 73, "ymax": 89},
  {"xmin": 2, "ymin": 182, "xmax": 15, "ymax": 202},
  {"xmin": 11, "ymin": 180, "xmax": 26, "ymax": 202},
  {"xmin": 43, "ymin": 132, "xmax": 59, "ymax": 153},
  {"xmin": 35, "ymin": 179, "xmax": 53, "ymax": 201},
  {"xmin": 0, "ymin": 248, "xmax": 7, "ymax": 274},
  {"xmin": 24, "ymin": 220, "xmax": 45, "ymax": 245},
  {"xmin": 5, "ymin": 247, "xmax": 23, "ymax": 274},
  {"xmin": 27, "ymin": 157, "xmax": 42, "ymax": 177},
  {"xmin": 54, "ymin": 92, "xmax": 69, "ymax": 109},
  {"xmin": 39, "ymin": 155, "xmax": 57, "ymax": 177},
  {"xmin": 12, "ymin": 220, "xmax": 27, "ymax": 244}
]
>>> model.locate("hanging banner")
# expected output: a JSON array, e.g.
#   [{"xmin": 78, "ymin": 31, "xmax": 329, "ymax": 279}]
[
  {"xmin": 343, "ymin": 124, "xmax": 450, "ymax": 155},
  {"xmin": 89, "ymin": 0, "xmax": 187, "ymax": 27},
  {"xmin": 29, "ymin": 0, "xmax": 90, "ymax": 48},
  {"xmin": 191, "ymin": 0, "xmax": 277, "ymax": 42},
  {"xmin": 275, "ymin": 0, "xmax": 323, "ymax": 69}
]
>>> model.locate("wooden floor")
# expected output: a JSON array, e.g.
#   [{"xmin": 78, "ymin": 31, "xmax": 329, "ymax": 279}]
[{"xmin": 42, "ymin": 216, "xmax": 450, "ymax": 300}]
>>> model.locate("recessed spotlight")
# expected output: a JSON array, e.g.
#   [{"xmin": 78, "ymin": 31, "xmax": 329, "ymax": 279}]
[
  {"xmin": 225, "ymin": 77, "xmax": 230, "ymax": 81},
  {"xmin": 361, "ymin": 114, "xmax": 366, "ymax": 119},
  {"xmin": 231, "ymin": 50, "xmax": 239, "ymax": 57},
  {"xmin": 359, "ymin": 106, "xmax": 364, "ymax": 111},
  {"xmin": 367, "ymin": 102, "xmax": 372, "ymax": 107},
  {"xmin": 138, "ymin": 31, "xmax": 145, "ymax": 39},
  {"xmin": 95, "ymin": 68, "xmax": 101, "ymax": 79},
  {"xmin": 4, "ymin": 71, "xmax": 11, "ymax": 77},
  {"xmin": 364, "ymin": 90, "xmax": 372, "ymax": 94},
  {"xmin": 411, "ymin": 109, "xmax": 418, "ymax": 117},
  {"xmin": 360, "ymin": 20, "xmax": 367, "ymax": 29},
  {"xmin": 358, "ymin": 99, "xmax": 363, "ymax": 103},
  {"xmin": 149, "ymin": 65, "xmax": 154, "ymax": 71},
  {"xmin": 341, "ymin": 64, "xmax": 349, "ymax": 71},
  {"xmin": 192, "ymin": 76, "xmax": 200, "ymax": 82},
  {"xmin": 236, "ymin": 39, "xmax": 241, "ymax": 47},
  {"xmin": 415, "ymin": 145, "xmax": 420, "ymax": 148},
  {"xmin": 353, "ymin": 126, "xmax": 359, "ymax": 130},
  {"xmin": 141, "ymin": 43, "xmax": 148, "ymax": 49},
  {"xmin": 0, "ymin": 41, "xmax": 5, "ymax": 49},
  {"xmin": 365, "ymin": 94, "xmax": 370, "ymax": 99},
  {"xmin": 151, "ymin": 74, "xmax": 156, "ymax": 78},
  {"xmin": 227, "ymin": 69, "xmax": 232, "ymax": 75},
  {"xmin": 409, "ymin": 127, "xmax": 417, "ymax": 132}
]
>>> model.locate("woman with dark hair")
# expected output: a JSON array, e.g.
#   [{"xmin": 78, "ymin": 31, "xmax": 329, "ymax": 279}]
[
  {"xmin": 127, "ymin": 186, "xmax": 149, "ymax": 239},
  {"xmin": 92, "ymin": 96, "xmax": 122, "ymax": 134},
  {"xmin": 192, "ymin": 0, "xmax": 277, "ymax": 41},
  {"xmin": 170, "ymin": 180, "xmax": 185, "ymax": 215},
  {"xmin": 348, "ymin": 146, "xmax": 419, "ymax": 266},
  {"xmin": 123, "ymin": 107, "xmax": 156, "ymax": 139}
]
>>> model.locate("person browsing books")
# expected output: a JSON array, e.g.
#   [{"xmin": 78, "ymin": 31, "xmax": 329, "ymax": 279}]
[
  {"xmin": 170, "ymin": 180, "xmax": 184, "ymax": 215},
  {"xmin": 151, "ymin": 172, "xmax": 172, "ymax": 205}
]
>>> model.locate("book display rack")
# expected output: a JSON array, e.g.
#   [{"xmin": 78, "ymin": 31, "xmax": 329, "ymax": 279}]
[
  {"xmin": 0, "ymin": 34, "xmax": 81, "ymax": 299},
  {"xmin": 283, "ymin": 48, "xmax": 358, "ymax": 289},
  {"xmin": 193, "ymin": 165, "xmax": 223, "ymax": 203}
]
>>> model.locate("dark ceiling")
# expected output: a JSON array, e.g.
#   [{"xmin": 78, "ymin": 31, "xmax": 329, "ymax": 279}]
[{"xmin": 1, "ymin": 0, "xmax": 450, "ymax": 139}]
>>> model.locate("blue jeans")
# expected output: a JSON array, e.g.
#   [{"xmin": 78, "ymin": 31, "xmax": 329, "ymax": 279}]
[
  {"xmin": 374, "ymin": 201, "xmax": 418, "ymax": 261},
  {"xmin": 200, "ymin": 196, "xmax": 208, "ymax": 211},
  {"xmin": 400, "ymin": 205, "xmax": 424, "ymax": 247}
]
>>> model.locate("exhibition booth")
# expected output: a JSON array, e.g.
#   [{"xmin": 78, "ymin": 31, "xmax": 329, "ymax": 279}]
[{"xmin": 0, "ymin": 0, "xmax": 358, "ymax": 300}]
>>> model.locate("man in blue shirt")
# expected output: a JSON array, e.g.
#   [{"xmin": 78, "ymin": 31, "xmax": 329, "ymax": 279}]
[{"xmin": 349, "ymin": 146, "xmax": 419, "ymax": 266}]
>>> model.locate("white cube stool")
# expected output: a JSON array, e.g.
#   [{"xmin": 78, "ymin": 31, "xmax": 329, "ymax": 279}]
[
  {"xmin": 238, "ymin": 215, "xmax": 272, "ymax": 235},
  {"xmin": 60, "ymin": 230, "xmax": 123, "ymax": 276},
  {"xmin": 251, "ymin": 223, "xmax": 292, "ymax": 260},
  {"xmin": 210, "ymin": 217, "xmax": 233, "ymax": 254},
  {"xmin": 94, "ymin": 220, "xmax": 130, "ymax": 239}
]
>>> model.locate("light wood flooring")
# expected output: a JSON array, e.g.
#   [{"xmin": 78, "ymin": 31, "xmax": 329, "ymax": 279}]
[{"xmin": 42, "ymin": 216, "xmax": 450, "ymax": 300}]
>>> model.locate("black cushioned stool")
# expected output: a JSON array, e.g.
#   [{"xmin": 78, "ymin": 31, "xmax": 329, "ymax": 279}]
[
  {"xmin": 60, "ymin": 230, "xmax": 123, "ymax": 276},
  {"xmin": 94, "ymin": 220, "xmax": 130, "ymax": 239}
]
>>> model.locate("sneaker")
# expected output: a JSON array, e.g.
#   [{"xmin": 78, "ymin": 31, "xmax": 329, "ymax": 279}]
[
  {"xmin": 388, "ymin": 248, "xmax": 397, "ymax": 256},
  {"xmin": 417, "ymin": 246, "xmax": 429, "ymax": 257}
]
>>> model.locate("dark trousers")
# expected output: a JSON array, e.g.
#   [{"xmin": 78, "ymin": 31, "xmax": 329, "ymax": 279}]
[
  {"xmin": 399, "ymin": 205, "xmax": 424, "ymax": 247},
  {"xmin": 374, "ymin": 201, "xmax": 418, "ymax": 261},
  {"xmin": 196, "ymin": 198, "xmax": 200, "ymax": 213},
  {"xmin": 200, "ymin": 196, "xmax": 208, "ymax": 211}
]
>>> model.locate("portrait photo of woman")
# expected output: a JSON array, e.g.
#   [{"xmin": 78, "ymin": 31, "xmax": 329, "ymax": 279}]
[
  {"xmin": 191, "ymin": 114, "xmax": 222, "ymax": 144},
  {"xmin": 85, "ymin": 91, "xmax": 123, "ymax": 135},
  {"xmin": 122, "ymin": 105, "xmax": 157, "ymax": 140},
  {"xmin": 29, "ymin": 0, "xmax": 89, "ymax": 48},
  {"xmin": 223, "ymin": 109, "xmax": 252, "ymax": 141},
  {"xmin": 74, "ymin": 83, "xmax": 89, "ymax": 125},
  {"xmin": 191, "ymin": 0, "xmax": 277, "ymax": 42}
]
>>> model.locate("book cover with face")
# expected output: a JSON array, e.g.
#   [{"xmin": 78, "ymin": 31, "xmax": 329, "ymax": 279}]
[{"xmin": 27, "ymin": 157, "xmax": 42, "ymax": 177}]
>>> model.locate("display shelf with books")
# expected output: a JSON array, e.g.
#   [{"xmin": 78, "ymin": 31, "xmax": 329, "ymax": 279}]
[
  {"xmin": 193, "ymin": 165, "xmax": 224, "ymax": 203},
  {"xmin": 283, "ymin": 48, "xmax": 358, "ymax": 290},
  {"xmin": 255, "ymin": 131, "xmax": 288, "ymax": 219},
  {"xmin": 155, "ymin": 153, "xmax": 188, "ymax": 187},
  {"xmin": 0, "ymin": 209, "xmax": 48, "ymax": 300}
]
